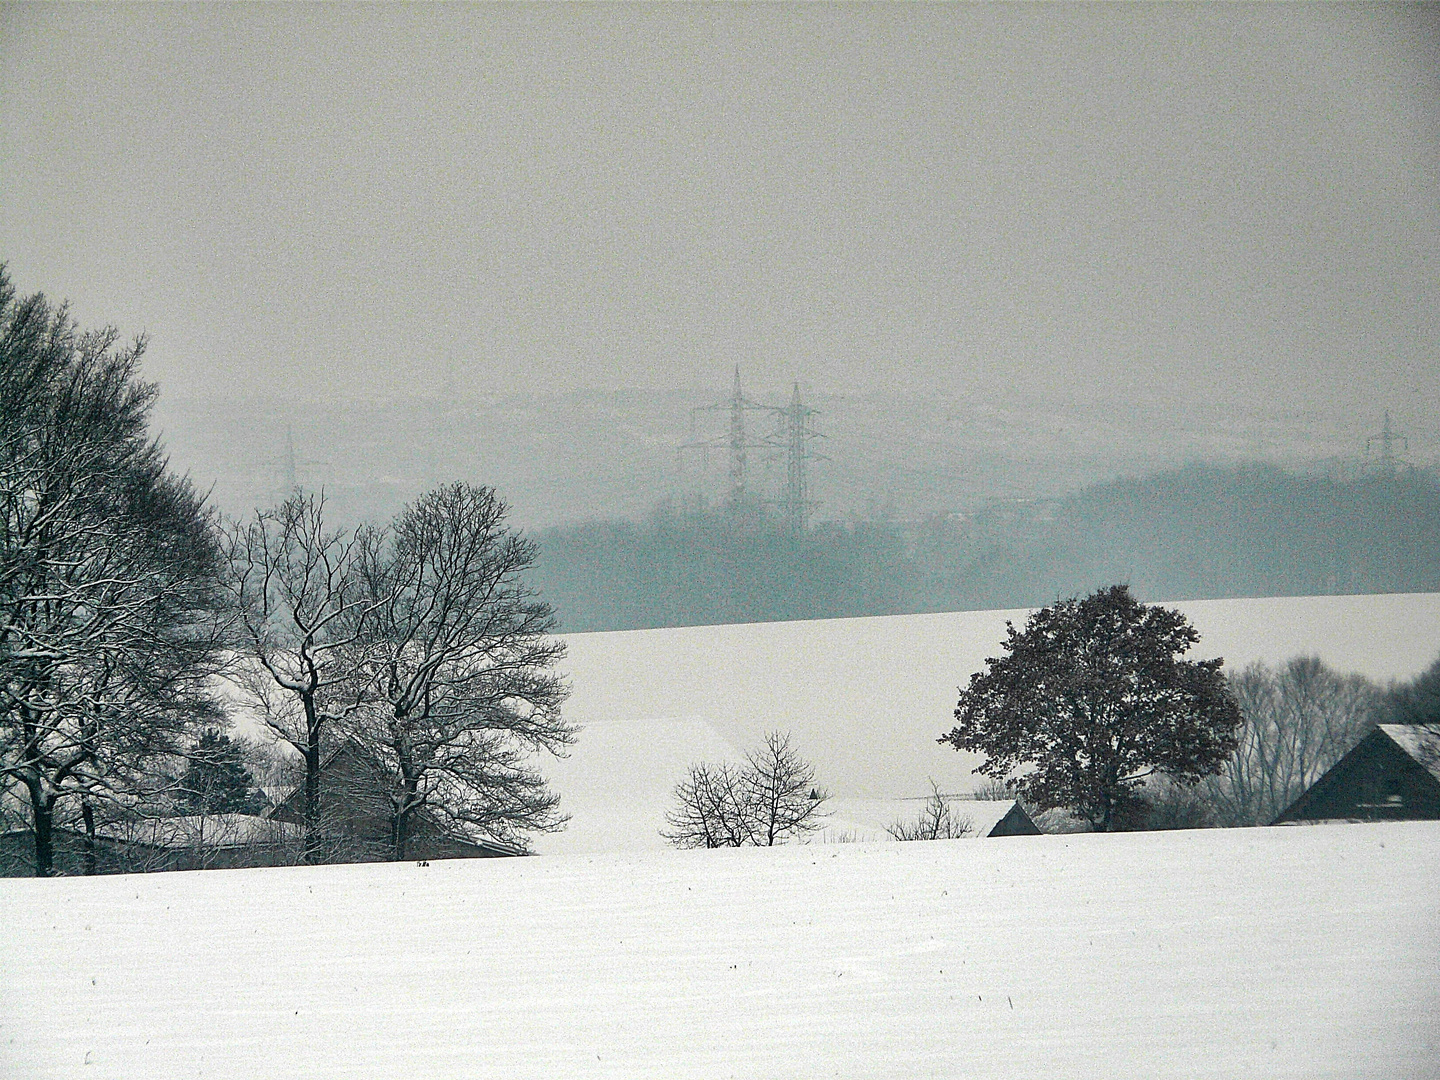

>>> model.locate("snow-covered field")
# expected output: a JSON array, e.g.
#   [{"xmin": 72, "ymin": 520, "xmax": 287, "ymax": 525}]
[
  {"xmin": 4, "ymin": 822, "xmax": 1436, "ymax": 1079},
  {"xmin": 543, "ymin": 593, "xmax": 1440, "ymax": 853},
  {"xmin": 11, "ymin": 594, "xmax": 1430, "ymax": 1077}
]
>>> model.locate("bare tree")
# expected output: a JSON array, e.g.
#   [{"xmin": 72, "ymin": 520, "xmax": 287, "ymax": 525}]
[
  {"xmin": 348, "ymin": 483, "xmax": 573, "ymax": 858},
  {"xmin": 887, "ymin": 779, "xmax": 973, "ymax": 840},
  {"xmin": 971, "ymin": 778, "xmax": 1017, "ymax": 801},
  {"xmin": 662, "ymin": 731, "xmax": 828, "ymax": 848},
  {"xmin": 742, "ymin": 731, "xmax": 830, "ymax": 846},
  {"xmin": 221, "ymin": 492, "xmax": 377, "ymax": 862},
  {"xmin": 662, "ymin": 761, "xmax": 753, "ymax": 848},
  {"xmin": 1377, "ymin": 656, "xmax": 1440, "ymax": 726},
  {"xmin": 0, "ymin": 271, "xmax": 227, "ymax": 875},
  {"xmin": 1201, "ymin": 656, "xmax": 1381, "ymax": 826}
]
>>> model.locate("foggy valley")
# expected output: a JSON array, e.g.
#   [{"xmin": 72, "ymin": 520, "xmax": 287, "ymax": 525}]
[
  {"xmin": 147, "ymin": 381, "xmax": 1440, "ymax": 632},
  {"xmin": 154, "ymin": 381, "xmax": 1436, "ymax": 531}
]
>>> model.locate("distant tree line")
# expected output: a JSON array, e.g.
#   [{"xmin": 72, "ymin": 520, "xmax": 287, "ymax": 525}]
[
  {"xmin": 531, "ymin": 464, "xmax": 1440, "ymax": 632},
  {"xmin": 0, "ymin": 268, "xmax": 572, "ymax": 875}
]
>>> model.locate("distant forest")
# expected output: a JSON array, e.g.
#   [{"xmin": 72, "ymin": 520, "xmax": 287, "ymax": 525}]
[{"xmin": 530, "ymin": 464, "xmax": 1440, "ymax": 632}]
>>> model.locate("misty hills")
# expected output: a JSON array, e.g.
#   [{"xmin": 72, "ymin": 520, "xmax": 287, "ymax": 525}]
[
  {"xmin": 153, "ymin": 386, "xmax": 1422, "ymax": 531},
  {"xmin": 530, "ymin": 463, "xmax": 1440, "ymax": 632}
]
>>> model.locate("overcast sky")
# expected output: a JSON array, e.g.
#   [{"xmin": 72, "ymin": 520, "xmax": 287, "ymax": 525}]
[{"xmin": 2, "ymin": 3, "xmax": 1437, "ymax": 422}]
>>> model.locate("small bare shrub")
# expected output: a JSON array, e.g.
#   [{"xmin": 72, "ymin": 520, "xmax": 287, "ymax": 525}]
[{"xmin": 887, "ymin": 780, "xmax": 973, "ymax": 841}]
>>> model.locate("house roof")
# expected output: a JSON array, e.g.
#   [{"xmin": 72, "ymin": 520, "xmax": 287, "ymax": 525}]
[
  {"xmin": 263, "ymin": 738, "xmax": 385, "ymax": 821},
  {"xmin": 1378, "ymin": 724, "xmax": 1440, "ymax": 784},
  {"xmin": 263, "ymin": 738, "xmax": 525, "ymax": 856},
  {"xmin": 1272, "ymin": 722, "xmax": 1440, "ymax": 824}
]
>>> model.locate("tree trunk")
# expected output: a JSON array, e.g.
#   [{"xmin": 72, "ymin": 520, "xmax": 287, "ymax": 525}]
[
  {"xmin": 302, "ymin": 693, "xmax": 322, "ymax": 864},
  {"xmin": 393, "ymin": 769, "xmax": 418, "ymax": 861},
  {"xmin": 82, "ymin": 798, "xmax": 97, "ymax": 875},
  {"xmin": 24, "ymin": 777, "xmax": 55, "ymax": 877},
  {"xmin": 393, "ymin": 805, "xmax": 409, "ymax": 862}
]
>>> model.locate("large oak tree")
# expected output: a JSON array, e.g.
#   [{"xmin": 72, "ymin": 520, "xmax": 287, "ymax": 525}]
[{"xmin": 940, "ymin": 584, "xmax": 1241, "ymax": 831}]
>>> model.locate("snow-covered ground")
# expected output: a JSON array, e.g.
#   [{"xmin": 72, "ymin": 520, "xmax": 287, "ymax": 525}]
[
  {"xmin": 3, "ymin": 822, "xmax": 1436, "ymax": 1079},
  {"xmin": 541, "ymin": 593, "xmax": 1440, "ymax": 853}
]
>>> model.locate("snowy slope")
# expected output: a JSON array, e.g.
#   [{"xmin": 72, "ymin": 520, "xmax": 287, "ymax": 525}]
[
  {"xmin": 3, "ymin": 822, "xmax": 1436, "ymax": 1079},
  {"xmin": 540, "ymin": 717, "xmax": 743, "ymax": 856},
  {"xmin": 551, "ymin": 592, "xmax": 1440, "ymax": 809}
]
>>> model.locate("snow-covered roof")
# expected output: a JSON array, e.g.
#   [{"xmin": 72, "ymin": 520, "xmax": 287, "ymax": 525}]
[
  {"xmin": 95, "ymin": 814, "xmax": 302, "ymax": 850},
  {"xmin": 1379, "ymin": 724, "xmax": 1440, "ymax": 784}
]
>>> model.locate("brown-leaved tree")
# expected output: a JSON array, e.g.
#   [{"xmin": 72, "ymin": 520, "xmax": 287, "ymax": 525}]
[{"xmin": 940, "ymin": 584, "xmax": 1241, "ymax": 831}]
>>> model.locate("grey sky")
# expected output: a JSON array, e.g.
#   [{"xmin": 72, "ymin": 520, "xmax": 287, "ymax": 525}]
[{"xmin": 2, "ymin": 3, "xmax": 1437, "ymax": 422}]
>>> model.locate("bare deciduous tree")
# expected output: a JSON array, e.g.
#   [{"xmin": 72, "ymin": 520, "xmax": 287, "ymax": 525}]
[
  {"xmin": 0, "ymin": 271, "xmax": 226, "ymax": 875},
  {"xmin": 742, "ymin": 731, "xmax": 830, "ymax": 846},
  {"xmin": 1377, "ymin": 656, "xmax": 1440, "ymax": 726},
  {"xmin": 887, "ymin": 780, "xmax": 973, "ymax": 840},
  {"xmin": 662, "ymin": 731, "xmax": 828, "ymax": 848},
  {"xmin": 221, "ymin": 492, "xmax": 377, "ymax": 862},
  {"xmin": 1201, "ymin": 656, "xmax": 1381, "ymax": 826},
  {"xmin": 349, "ymin": 483, "xmax": 573, "ymax": 858},
  {"xmin": 971, "ymin": 778, "xmax": 1017, "ymax": 801},
  {"xmin": 660, "ymin": 761, "xmax": 751, "ymax": 848}
]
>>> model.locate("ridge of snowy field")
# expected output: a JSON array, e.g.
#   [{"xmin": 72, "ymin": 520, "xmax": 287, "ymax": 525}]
[
  {"xmin": 818, "ymin": 797, "xmax": 1026, "ymax": 843},
  {"xmin": 4, "ymin": 822, "xmax": 1436, "ymax": 1079},
  {"xmin": 539, "ymin": 593, "xmax": 1440, "ymax": 853}
]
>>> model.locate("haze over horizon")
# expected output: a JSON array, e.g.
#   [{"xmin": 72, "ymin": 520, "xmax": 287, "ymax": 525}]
[{"xmin": 3, "ymin": 4, "xmax": 1437, "ymax": 525}]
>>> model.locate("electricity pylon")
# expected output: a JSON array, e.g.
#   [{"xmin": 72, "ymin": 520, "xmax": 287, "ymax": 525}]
[
  {"xmin": 684, "ymin": 372, "xmax": 826, "ymax": 532},
  {"xmin": 685, "ymin": 366, "xmax": 773, "ymax": 515},
  {"xmin": 1365, "ymin": 410, "xmax": 1409, "ymax": 476},
  {"xmin": 284, "ymin": 426, "xmax": 299, "ymax": 494},
  {"xmin": 768, "ymin": 381, "xmax": 825, "ymax": 534}
]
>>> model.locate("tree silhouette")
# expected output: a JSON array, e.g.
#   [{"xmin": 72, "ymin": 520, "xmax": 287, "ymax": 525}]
[{"xmin": 941, "ymin": 585, "xmax": 1241, "ymax": 831}]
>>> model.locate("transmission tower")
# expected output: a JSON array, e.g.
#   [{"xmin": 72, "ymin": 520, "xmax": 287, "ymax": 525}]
[
  {"xmin": 271, "ymin": 427, "xmax": 329, "ymax": 504},
  {"xmin": 1365, "ymin": 410, "xmax": 1409, "ymax": 476},
  {"xmin": 768, "ymin": 382, "xmax": 825, "ymax": 534},
  {"xmin": 685, "ymin": 366, "xmax": 773, "ymax": 515}
]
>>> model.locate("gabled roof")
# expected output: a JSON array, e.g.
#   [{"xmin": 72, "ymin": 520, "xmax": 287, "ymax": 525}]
[
  {"xmin": 263, "ymin": 737, "xmax": 524, "ymax": 856},
  {"xmin": 1273, "ymin": 722, "xmax": 1440, "ymax": 824},
  {"xmin": 1378, "ymin": 724, "xmax": 1440, "ymax": 784},
  {"xmin": 263, "ymin": 737, "xmax": 386, "ymax": 822}
]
